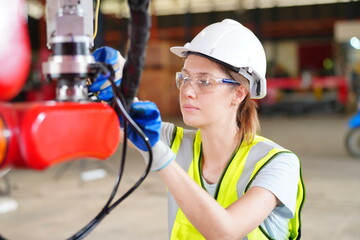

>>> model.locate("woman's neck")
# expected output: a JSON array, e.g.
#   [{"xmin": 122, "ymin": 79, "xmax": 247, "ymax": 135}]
[{"xmin": 200, "ymin": 124, "xmax": 241, "ymax": 184}]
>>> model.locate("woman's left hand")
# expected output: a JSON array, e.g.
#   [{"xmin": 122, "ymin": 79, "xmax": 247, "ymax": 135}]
[{"xmin": 127, "ymin": 101, "xmax": 175, "ymax": 171}]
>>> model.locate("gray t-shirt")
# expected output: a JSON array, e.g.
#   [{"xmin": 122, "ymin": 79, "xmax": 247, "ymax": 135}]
[{"xmin": 161, "ymin": 122, "xmax": 300, "ymax": 240}]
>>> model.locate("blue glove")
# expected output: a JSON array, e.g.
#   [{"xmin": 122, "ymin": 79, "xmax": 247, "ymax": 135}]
[
  {"xmin": 127, "ymin": 101, "xmax": 161, "ymax": 151},
  {"xmin": 127, "ymin": 101, "xmax": 175, "ymax": 171},
  {"xmin": 89, "ymin": 46, "xmax": 126, "ymax": 101}
]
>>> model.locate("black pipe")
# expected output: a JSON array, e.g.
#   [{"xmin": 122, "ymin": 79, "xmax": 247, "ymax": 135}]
[{"xmin": 120, "ymin": 0, "xmax": 151, "ymax": 108}]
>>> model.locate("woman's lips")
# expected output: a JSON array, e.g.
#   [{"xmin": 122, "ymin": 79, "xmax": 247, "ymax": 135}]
[{"xmin": 182, "ymin": 104, "xmax": 199, "ymax": 111}]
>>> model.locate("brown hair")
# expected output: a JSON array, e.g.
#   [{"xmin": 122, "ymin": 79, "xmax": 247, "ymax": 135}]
[{"xmin": 221, "ymin": 65, "xmax": 261, "ymax": 144}]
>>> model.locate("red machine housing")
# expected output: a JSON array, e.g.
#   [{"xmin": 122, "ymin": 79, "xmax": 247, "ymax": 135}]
[
  {"xmin": 0, "ymin": 102, "xmax": 120, "ymax": 170},
  {"xmin": 258, "ymin": 76, "xmax": 348, "ymax": 111}
]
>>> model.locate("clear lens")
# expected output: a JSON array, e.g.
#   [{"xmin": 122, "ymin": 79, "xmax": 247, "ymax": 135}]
[{"xmin": 175, "ymin": 72, "xmax": 239, "ymax": 94}]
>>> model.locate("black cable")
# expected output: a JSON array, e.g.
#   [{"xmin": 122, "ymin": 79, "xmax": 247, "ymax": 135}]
[
  {"xmin": 107, "ymin": 82, "xmax": 153, "ymax": 212},
  {"xmin": 0, "ymin": 71, "xmax": 152, "ymax": 240},
  {"xmin": 66, "ymin": 63, "xmax": 153, "ymax": 240},
  {"xmin": 0, "ymin": 69, "xmax": 153, "ymax": 240},
  {"xmin": 120, "ymin": 0, "xmax": 151, "ymax": 107}
]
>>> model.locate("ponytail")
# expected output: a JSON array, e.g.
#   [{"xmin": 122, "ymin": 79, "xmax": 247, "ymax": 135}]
[{"xmin": 236, "ymin": 94, "xmax": 260, "ymax": 143}]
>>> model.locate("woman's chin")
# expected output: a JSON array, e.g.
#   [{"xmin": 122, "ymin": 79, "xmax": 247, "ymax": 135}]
[{"xmin": 182, "ymin": 116, "xmax": 202, "ymax": 129}]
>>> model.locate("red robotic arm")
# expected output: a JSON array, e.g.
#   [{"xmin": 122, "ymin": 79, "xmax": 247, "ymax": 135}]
[
  {"xmin": 1, "ymin": 0, "xmax": 151, "ymax": 238},
  {"xmin": 0, "ymin": 101, "xmax": 120, "ymax": 170},
  {"xmin": 0, "ymin": 0, "xmax": 120, "ymax": 170}
]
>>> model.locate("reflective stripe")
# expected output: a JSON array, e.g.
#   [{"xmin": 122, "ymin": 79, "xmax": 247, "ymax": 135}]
[
  {"xmin": 170, "ymin": 130, "xmax": 204, "ymax": 240},
  {"xmin": 169, "ymin": 127, "xmax": 304, "ymax": 240},
  {"xmin": 237, "ymin": 140, "xmax": 276, "ymax": 195},
  {"xmin": 168, "ymin": 126, "xmax": 194, "ymax": 237}
]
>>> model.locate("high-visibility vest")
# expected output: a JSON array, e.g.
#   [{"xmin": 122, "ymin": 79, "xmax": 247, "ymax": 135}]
[{"xmin": 169, "ymin": 127, "xmax": 305, "ymax": 240}]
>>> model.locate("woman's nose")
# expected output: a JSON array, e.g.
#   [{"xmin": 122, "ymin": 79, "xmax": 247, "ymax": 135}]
[{"xmin": 181, "ymin": 81, "xmax": 197, "ymax": 98}]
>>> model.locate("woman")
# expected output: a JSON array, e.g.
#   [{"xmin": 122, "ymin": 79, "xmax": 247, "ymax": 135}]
[{"xmin": 92, "ymin": 19, "xmax": 305, "ymax": 240}]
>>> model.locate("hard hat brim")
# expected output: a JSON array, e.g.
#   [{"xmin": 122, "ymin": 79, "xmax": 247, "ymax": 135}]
[{"xmin": 170, "ymin": 46, "xmax": 193, "ymax": 58}]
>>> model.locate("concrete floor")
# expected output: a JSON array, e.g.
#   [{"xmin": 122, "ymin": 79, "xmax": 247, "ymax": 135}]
[{"xmin": 0, "ymin": 114, "xmax": 359, "ymax": 240}]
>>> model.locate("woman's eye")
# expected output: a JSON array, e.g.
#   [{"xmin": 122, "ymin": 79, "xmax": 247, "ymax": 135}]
[
  {"xmin": 197, "ymin": 79, "xmax": 211, "ymax": 86},
  {"xmin": 182, "ymin": 76, "xmax": 190, "ymax": 83}
]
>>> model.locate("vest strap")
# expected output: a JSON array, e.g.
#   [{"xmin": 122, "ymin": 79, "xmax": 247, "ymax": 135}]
[{"xmin": 171, "ymin": 127, "xmax": 184, "ymax": 153}]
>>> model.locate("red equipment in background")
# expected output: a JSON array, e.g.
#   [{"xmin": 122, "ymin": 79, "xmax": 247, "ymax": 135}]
[
  {"xmin": 258, "ymin": 76, "xmax": 348, "ymax": 113},
  {"xmin": 0, "ymin": 0, "xmax": 31, "ymax": 101}
]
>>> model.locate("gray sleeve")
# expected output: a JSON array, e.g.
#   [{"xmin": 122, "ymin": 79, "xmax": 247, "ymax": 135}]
[
  {"xmin": 250, "ymin": 153, "xmax": 300, "ymax": 218},
  {"xmin": 160, "ymin": 122, "xmax": 176, "ymax": 146}
]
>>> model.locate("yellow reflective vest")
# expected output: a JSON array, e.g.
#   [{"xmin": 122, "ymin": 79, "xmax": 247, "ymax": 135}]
[{"xmin": 169, "ymin": 127, "xmax": 305, "ymax": 240}]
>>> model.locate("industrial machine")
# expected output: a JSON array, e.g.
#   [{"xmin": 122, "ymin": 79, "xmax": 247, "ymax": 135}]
[{"xmin": 0, "ymin": 0, "xmax": 151, "ymax": 238}]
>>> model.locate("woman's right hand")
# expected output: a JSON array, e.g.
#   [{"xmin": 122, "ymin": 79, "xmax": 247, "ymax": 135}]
[{"xmin": 89, "ymin": 46, "xmax": 126, "ymax": 101}]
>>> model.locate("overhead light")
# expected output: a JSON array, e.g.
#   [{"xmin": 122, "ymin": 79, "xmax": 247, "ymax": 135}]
[
  {"xmin": 27, "ymin": 1, "xmax": 44, "ymax": 20},
  {"xmin": 350, "ymin": 37, "xmax": 360, "ymax": 50},
  {"xmin": 101, "ymin": 0, "xmax": 130, "ymax": 18}
]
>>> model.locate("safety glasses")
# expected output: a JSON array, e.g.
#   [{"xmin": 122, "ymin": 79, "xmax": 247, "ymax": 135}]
[{"xmin": 175, "ymin": 72, "xmax": 240, "ymax": 94}]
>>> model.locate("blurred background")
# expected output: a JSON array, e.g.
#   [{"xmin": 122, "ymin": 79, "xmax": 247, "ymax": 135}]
[
  {"xmin": 1, "ymin": 0, "xmax": 360, "ymax": 239},
  {"xmin": 22, "ymin": 0, "xmax": 360, "ymax": 116}
]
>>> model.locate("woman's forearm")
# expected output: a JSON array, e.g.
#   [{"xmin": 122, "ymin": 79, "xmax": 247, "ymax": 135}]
[
  {"xmin": 158, "ymin": 161, "xmax": 241, "ymax": 239},
  {"xmin": 157, "ymin": 160, "xmax": 278, "ymax": 239}
]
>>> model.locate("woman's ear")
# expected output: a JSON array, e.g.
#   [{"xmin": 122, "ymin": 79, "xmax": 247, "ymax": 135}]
[{"xmin": 232, "ymin": 85, "xmax": 247, "ymax": 105}]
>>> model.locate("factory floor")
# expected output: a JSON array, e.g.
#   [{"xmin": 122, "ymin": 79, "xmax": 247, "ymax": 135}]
[{"xmin": 0, "ymin": 114, "xmax": 359, "ymax": 240}]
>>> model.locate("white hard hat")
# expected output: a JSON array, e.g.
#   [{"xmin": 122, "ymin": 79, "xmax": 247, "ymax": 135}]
[{"xmin": 170, "ymin": 19, "xmax": 267, "ymax": 99}]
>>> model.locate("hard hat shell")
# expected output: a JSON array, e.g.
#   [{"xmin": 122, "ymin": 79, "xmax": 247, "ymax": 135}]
[{"xmin": 170, "ymin": 19, "xmax": 267, "ymax": 99}]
